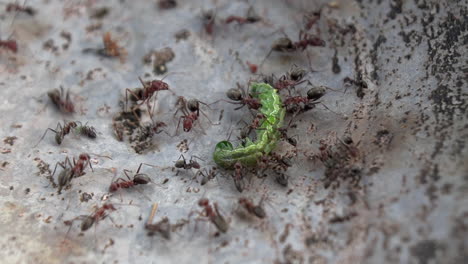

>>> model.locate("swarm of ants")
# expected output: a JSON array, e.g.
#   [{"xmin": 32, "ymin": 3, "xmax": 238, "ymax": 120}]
[{"xmin": 19, "ymin": 0, "xmax": 364, "ymax": 252}]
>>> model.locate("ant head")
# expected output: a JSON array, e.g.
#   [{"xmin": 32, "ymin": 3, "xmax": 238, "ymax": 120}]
[
  {"xmin": 192, "ymin": 161, "xmax": 201, "ymax": 170},
  {"xmin": 103, "ymin": 203, "xmax": 117, "ymax": 210},
  {"xmin": 187, "ymin": 99, "xmax": 199, "ymax": 112},
  {"xmin": 198, "ymin": 198, "xmax": 209, "ymax": 207},
  {"xmin": 79, "ymin": 153, "xmax": 91, "ymax": 161},
  {"xmin": 226, "ymin": 88, "xmax": 243, "ymax": 101},
  {"xmin": 234, "ymin": 162, "xmax": 243, "ymax": 170},
  {"xmin": 109, "ymin": 183, "xmax": 119, "ymax": 192},
  {"xmin": 307, "ymin": 86, "xmax": 326, "ymax": 101},
  {"xmin": 183, "ymin": 119, "xmax": 193, "ymax": 132}
]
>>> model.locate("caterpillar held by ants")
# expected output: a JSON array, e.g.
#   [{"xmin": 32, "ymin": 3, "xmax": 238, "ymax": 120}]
[{"xmin": 213, "ymin": 83, "xmax": 285, "ymax": 169}]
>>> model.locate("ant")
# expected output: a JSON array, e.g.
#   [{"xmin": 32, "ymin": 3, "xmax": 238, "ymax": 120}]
[
  {"xmin": 174, "ymin": 155, "xmax": 202, "ymax": 170},
  {"xmin": 212, "ymin": 83, "xmax": 261, "ymax": 111},
  {"xmin": 196, "ymin": 198, "xmax": 229, "ymax": 233},
  {"xmin": 239, "ymin": 113, "xmax": 267, "ymax": 140},
  {"xmin": 260, "ymin": 31, "xmax": 325, "ymax": 70},
  {"xmin": 238, "ymin": 197, "xmax": 266, "ymax": 219},
  {"xmin": 174, "ymin": 96, "xmax": 215, "ymax": 134},
  {"xmin": 274, "ymin": 65, "xmax": 308, "ymax": 93},
  {"xmin": 6, "ymin": 3, "xmax": 36, "ymax": 16},
  {"xmin": 34, "ymin": 121, "xmax": 96, "ymax": 147},
  {"xmin": 64, "ymin": 203, "xmax": 117, "ymax": 233},
  {"xmin": 283, "ymin": 85, "xmax": 326, "ymax": 113},
  {"xmin": 201, "ymin": 9, "xmax": 216, "ymax": 36},
  {"xmin": 70, "ymin": 153, "xmax": 93, "ymax": 177},
  {"xmin": 145, "ymin": 203, "xmax": 171, "ymax": 239},
  {"xmin": 108, "ymin": 163, "xmax": 155, "ymax": 192},
  {"xmin": 48, "ymin": 87, "xmax": 75, "ymax": 114},
  {"xmin": 197, "ymin": 167, "xmax": 217, "ymax": 185},
  {"xmin": 278, "ymin": 127, "xmax": 298, "ymax": 147},
  {"xmin": 53, "ymin": 163, "xmax": 73, "ymax": 194},
  {"xmin": 51, "ymin": 153, "xmax": 95, "ymax": 193},
  {"xmin": 233, "ymin": 162, "xmax": 246, "ymax": 192},
  {"xmin": 125, "ymin": 76, "xmax": 174, "ymax": 119},
  {"xmin": 225, "ymin": 7, "xmax": 261, "ymax": 25}
]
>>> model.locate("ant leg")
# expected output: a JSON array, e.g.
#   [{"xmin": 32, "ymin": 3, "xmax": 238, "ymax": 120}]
[
  {"xmin": 135, "ymin": 163, "xmax": 144, "ymax": 174},
  {"xmin": 258, "ymin": 48, "xmax": 273, "ymax": 71},
  {"xmin": 51, "ymin": 161, "xmax": 67, "ymax": 177},
  {"xmin": 125, "ymin": 88, "xmax": 142, "ymax": 113},
  {"xmin": 34, "ymin": 128, "xmax": 58, "ymax": 147},
  {"xmin": 177, "ymin": 154, "xmax": 187, "ymax": 163},
  {"xmin": 191, "ymin": 155, "xmax": 205, "ymax": 162},
  {"xmin": 234, "ymin": 104, "xmax": 247, "ymax": 111},
  {"xmin": 87, "ymin": 160, "xmax": 94, "ymax": 172},
  {"xmin": 123, "ymin": 169, "xmax": 133, "ymax": 181},
  {"xmin": 199, "ymin": 109, "xmax": 219, "ymax": 125},
  {"xmin": 173, "ymin": 116, "xmax": 184, "ymax": 136}
]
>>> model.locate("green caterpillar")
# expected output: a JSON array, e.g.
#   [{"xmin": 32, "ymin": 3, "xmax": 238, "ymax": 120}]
[{"xmin": 213, "ymin": 83, "xmax": 285, "ymax": 169}]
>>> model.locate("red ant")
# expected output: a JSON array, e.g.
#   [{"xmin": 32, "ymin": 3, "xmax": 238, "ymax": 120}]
[
  {"xmin": 233, "ymin": 162, "xmax": 247, "ymax": 192},
  {"xmin": 174, "ymin": 96, "xmax": 215, "ymax": 134},
  {"xmin": 238, "ymin": 197, "xmax": 266, "ymax": 219},
  {"xmin": 108, "ymin": 163, "xmax": 154, "ymax": 192},
  {"xmin": 195, "ymin": 198, "xmax": 229, "ymax": 233},
  {"xmin": 71, "ymin": 153, "xmax": 93, "ymax": 177},
  {"xmin": 260, "ymin": 31, "xmax": 325, "ymax": 70},
  {"xmin": 34, "ymin": 121, "xmax": 97, "ymax": 147},
  {"xmin": 225, "ymin": 7, "xmax": 261, "ymax": 25},
  {"xmin": 6, "ymin": 3, "xmax": 36, "ymax": 16},
  {"xmin": 174, "ymin": 154, "xmax": 202, "ymax": 170},
  {"xmin": 238, "ymin": 113, "xmax": 268, "ymax": 141},
  {"xmin": 283, "ymin": 85, "xmax": 327, "ymax": 113},
  {"xmin": 64, "ymin": 203, "xmax": 117, "ymax": 233},
  {"xmin": 212, "ymin": 83, "xmax": 261, "ymax": 111},
  {"xmin": 197, "ymin": 167, "xmax": 217, "ymax": 186},
  {"xmin": 47, "ymin": 87, "xmax": 75, "ymax": 113},
  {"xmin": 51, "ymin": 153, "xmax": 94, "ymax": 193},
  {"xmin": 274, "ymin": 65, "xmax": 308, "ymax": 93},
  {"xmin": 125, "ymin": 76, "xmax": 174, "ymax": 119},
  {"xmin": 201, "ymin": 9, "xmax": 216, "ymax": 36}
]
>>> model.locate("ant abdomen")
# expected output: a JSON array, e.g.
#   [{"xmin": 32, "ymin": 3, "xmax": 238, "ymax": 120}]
[
  {"xmin": 226, "ymin": 88, "xmax": 242, "ymax": 101},
  {"xmin": 133, "ymin": 174, "xmax": 151, "ymax": 185},
  {"xmin": 307, "ymin": 86, "xmax": 326, "ymax": 101}
]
